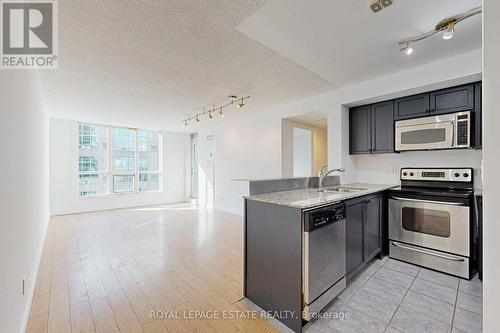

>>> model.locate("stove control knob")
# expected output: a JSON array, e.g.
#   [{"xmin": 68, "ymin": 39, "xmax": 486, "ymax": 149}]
[
  {"xmin": 463, "ymin": 173, "xmax": 469, "ymax": 178},
  {"xmin": 454, "ymin": 173, "xmax": 460, "ymax": 178},
  {"xmin": 409, "ymin": 172, "xmax": 414, "ymax": 177},
  {"xmin": 403, "ymin": 172, "xmax": 408, "ymax": 176}
]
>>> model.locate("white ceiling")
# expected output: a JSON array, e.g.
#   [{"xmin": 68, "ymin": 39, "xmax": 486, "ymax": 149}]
[
  {"xmin": 287, "ymin": 111, "xmax": 328, "ymax": 129},
  {"xmin": 41, "ymin": 0, "xmax": 334, "ymax": 131},
  {"xmin": 237, "ymin": 0, "xmax": 482, "ymax": 86},
  {"xmin": 41, "ymin": 0, "xmax": 482, "ymax": 131}
]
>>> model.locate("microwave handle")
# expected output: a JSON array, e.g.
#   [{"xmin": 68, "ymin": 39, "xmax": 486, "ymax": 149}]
[
  {"xmin": 390, "ymin": 196, "xmax": 465, "ymax": 206},
  {"xmin": 451, "ymin": 120, "xmax": 455, "ymax": 147}
]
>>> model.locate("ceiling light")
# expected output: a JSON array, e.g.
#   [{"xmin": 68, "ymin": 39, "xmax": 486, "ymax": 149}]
[
  {"xmin": 400, "ymin": 42, "xmax": 413, "ymax": 55},
  {"xmin": 442, "ymin": 23, "xmax": 454, "ymax": 40},
  {"xmin": 370, "ymin": 0, "xmax": 393, "ymax": 13},
  {"xmin": 398, "ymin": 7, "xmax": 480, "ymax": 55},
  {"xmin": 236, "ymin": 98, "xmax": 245, "ymax": 108},
  {"xmin": 181, "ymin": 95, "xmax": 250, "ymax": 125}
]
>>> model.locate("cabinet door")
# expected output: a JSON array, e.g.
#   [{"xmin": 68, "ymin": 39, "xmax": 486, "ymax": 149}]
[
  {"xmin": 350, "ymin": 105, "xmax": 371, "ymax": 154},
  {"xmin": 394, "ymin": 93, "xmax": 430, "ymax": 120},
  {"xmin": 429, "ymin": 84, "xmax": 474, "ymax": 115},
  {"xmin": 364, "ymin": 195, "xmax": 382, "ymax": 262},
  {"xmin": 371, "ymin": 101, "xmax": 394, "ymax": 153},
  {"xmin": 346, "ymin": 198, "xmax": 365, "ymax": 278},
  {"xmin": 474, "ymin": 82, "xmax": 482, "ymax": 149}
]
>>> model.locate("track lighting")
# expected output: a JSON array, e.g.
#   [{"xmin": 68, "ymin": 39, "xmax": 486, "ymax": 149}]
[
  {"xmin": 181, "ymin": 95, "xmax": 250, "ymax": 126},
  {"xmin": 398, "ymin": 7, "xmax": 480, "ymax": 55},
  {"xmin": 400, "ymin": 42, "xmax": 414, "ymax": 55},
  {"xmin": 442, "ymin": 23, "xmax": 454, "ymax": 40},
  {"xmin": 370, "ymin": 0, "xmax": 394, "ymax": 13},
  {"xmin": 236, "ymin": 98, "xmax": 245, "ymax": 108}
]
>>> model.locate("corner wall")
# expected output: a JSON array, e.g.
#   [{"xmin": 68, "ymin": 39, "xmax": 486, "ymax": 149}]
[
  {"xmin": 0, "ymin": 71, "xmax": 49, "ymax": 333},
  {"xmin": 49, "ymin": 118, "xmax": 186, "ymax": 215},
  {"xmin": 482, "ymin": 0, "xmax": 500, "ymax": 330}
]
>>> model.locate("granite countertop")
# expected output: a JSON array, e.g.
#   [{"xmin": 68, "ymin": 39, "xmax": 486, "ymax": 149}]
[{"xmin": 244, "ymin": 183, "xmax": 398, "ymax": 209}]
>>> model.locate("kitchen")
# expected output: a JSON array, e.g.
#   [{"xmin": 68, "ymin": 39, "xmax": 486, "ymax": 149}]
[{"xmin": 240, "ymin": 77, "xmax": 483, "ymax": 332}]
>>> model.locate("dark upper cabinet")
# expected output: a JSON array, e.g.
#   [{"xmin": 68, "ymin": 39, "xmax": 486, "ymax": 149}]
[
  {"xmin": 350, "ymin": 105, "xmax": 371, "ymax": 154},
  {"xmin": 346, "ymin": 193, "xmax": 384, "ymax": 280},
  {"xmin": 429, "ymin": 84, "xmax": 474, "ymax": 115},
  {"xmin": 371, "ymin": 101, "xmax": 394, "ymax": 154},
  {"xmin": 474, "ymin": 82, "xmax": 482, "ymax": 149},
  {"xmin": 350, "ymin": 102, "xmax": 394, "ymax": 155},
  {"xmin": 394, "ymin": 93, "xmax": 430, "ymax": 120},
  {"xmin": 346, "ymin": 198, "xmax": 365, "ymax": 278}
]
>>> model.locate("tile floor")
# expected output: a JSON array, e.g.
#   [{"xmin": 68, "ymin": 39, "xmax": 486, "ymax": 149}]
[{"xmin": 303, "ymin": 257, "xmax": 483, "ymax": 333}]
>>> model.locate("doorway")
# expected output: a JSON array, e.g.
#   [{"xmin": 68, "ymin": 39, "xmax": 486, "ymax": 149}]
[
  {"xmin": 293, "ymin": 127, "xmax": 313, "ymax": 177},
  {"xmin": 190, "ymin": 133, "xmax": 199, "ymax": 199}
]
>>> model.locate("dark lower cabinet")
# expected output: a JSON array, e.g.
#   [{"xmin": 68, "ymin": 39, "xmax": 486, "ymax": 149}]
[
  {"xmin": 346, "ymin": 193, "xmax": 384, "ymax": 280},
  {"xmin": 345, "ymin": 199, "xmax": 364, "ymax": 277},
  {"xmin": 364, "ymin": 195, "xmax": 382, "ymax": 260}
]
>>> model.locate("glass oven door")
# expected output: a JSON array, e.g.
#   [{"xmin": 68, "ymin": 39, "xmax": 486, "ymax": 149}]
[{"xmin": 389, "ymin": 197, "xmax": 470, "ymax": 256}]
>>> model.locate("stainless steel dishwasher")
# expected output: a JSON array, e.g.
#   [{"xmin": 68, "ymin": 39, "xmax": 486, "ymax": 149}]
[{"xmin": 302, "ymin": 202, "xmax": 346, "ymax": 320}]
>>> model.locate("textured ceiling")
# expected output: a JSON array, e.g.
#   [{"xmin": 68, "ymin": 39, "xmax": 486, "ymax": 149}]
[
  {"xmin": 40, "ymin": 0, "xmax": 334, "ymax": 131},
  {"xmin": 238, "ymin": 0, "xmax": 482, "ymax": 86}
]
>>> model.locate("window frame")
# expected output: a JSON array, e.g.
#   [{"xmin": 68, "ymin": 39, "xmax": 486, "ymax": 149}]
[{"xmin": 78, "ymin": 122, "xmax": 162, "ymax": 198}]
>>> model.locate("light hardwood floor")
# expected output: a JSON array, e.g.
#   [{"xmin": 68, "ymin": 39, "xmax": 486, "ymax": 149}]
[{"xmin": 26, "ymin": 203, "xmax": 276, "ymax": 333}]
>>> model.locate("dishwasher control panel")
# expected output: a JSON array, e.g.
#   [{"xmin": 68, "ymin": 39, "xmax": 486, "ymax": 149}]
[{"xmin": 304, "ymin": 203, "xmax": 345, "ymax": 232}]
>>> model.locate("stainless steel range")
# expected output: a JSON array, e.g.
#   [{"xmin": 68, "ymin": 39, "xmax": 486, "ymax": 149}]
[{"xmin": 388, "ymin": 168, "xmax": 474, "ymax": 279}]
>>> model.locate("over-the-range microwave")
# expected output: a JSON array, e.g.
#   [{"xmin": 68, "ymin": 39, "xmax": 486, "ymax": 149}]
[{"xmin": 395, "ymin": 111, "xmax": 471, "ymax": 152}]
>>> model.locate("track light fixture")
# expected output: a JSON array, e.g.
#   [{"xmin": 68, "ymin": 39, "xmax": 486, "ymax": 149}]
[
  {"xmin": 399, "ymin": 42, "xmax": 413, "ymax": 55},
  {"xmin": 370, "ymin": 0, "xmax": 394, "ymax": 13},
  {"xmin": 236, "ymin": 98, "xmax": 245, "ymax": 108},
  {"xmin": 181, "ymin": 95, "xmax": 250, "ymax": 126},
  {"xmin": 442, "ymin": 22, "xmax": 455, "ymax": 40},
  {"xmin": 398, "ymin": 6, "xmax": 481, "ymax": 55}
]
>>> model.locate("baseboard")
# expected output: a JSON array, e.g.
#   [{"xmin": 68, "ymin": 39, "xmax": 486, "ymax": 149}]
[
  {"xmin": 50, "ymin": 200, "xmax": 189, "ymax": 216},
  {"xmin": 19, "ymin": 211, "xmax": 50, "ymax": 333}
]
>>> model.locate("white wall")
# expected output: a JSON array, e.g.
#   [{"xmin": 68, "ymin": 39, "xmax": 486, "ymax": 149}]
[
  {"xmin": 482, "ymin": 0, "xmax": 499, "ymax": 330},
  {"xmin": 49, "ymin": 118, "xmax": 186, "ymax": 215},
  {"xmin": 352, "ymin": 150, "xmax": 483, "ymax": 187},
  {"xmin": 0, "ymin": 71, "xmax": 49, "ymax": 333},
  {"xmin": 194, "ymin": 50, "xmax": 482, "ymax": 216}
]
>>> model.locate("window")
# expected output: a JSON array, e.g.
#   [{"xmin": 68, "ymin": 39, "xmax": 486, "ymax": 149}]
[
  {"xmin": 78, "ymin": 123, "xmax": 161, "ymax": 197},
  {"xmin": 78, "ymin": 124, "xmax": 108, "ymax": 197},
  {"xmin": 138, "ymin": 130, "xmax": 160, "ymax": 191}
]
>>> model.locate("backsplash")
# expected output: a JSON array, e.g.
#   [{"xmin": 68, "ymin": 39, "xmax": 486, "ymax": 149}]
[{"xmin": 351, "ymin": 149, "xmax": 483, "ymax": 188}]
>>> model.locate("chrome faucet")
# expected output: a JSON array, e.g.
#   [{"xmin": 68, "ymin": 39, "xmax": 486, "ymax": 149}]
[{"xmin": 318, "ymin": 166, "xmax": 345, "ymax": 191}]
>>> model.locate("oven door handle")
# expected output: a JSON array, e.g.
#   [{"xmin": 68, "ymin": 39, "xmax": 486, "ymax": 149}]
[
  {"xmin": 390, "ymin": 196, "xmax": 465, "ymax": 206},
  {"xmin": 391, "ymin": 242, "xmax": 465, "ymax": 262}
]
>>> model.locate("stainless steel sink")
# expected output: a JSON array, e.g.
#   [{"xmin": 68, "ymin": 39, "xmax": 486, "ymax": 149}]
[{"xmin": 318, "ymin": 187, "xmax": 368, "ymax": 193}]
